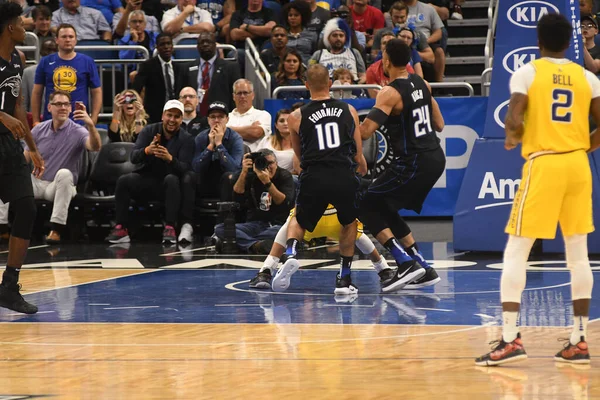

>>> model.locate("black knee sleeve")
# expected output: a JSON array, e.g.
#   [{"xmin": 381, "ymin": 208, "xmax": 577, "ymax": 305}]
[
  {"xmin": 359, "ymin": 196, "xmax": 388, "ymax": 237},
  {"xmin": 11, "ymin": 196, "xmax": 36, "ymax": 239},
  {"xmin": 389, "ymin": 216, "xmax": 411, "ymax": 240}
]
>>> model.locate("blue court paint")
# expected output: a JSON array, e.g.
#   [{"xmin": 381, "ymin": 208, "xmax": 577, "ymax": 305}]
[{"xmin": 1, "ymin": 269, "xmax": 598, "ymax": 326}]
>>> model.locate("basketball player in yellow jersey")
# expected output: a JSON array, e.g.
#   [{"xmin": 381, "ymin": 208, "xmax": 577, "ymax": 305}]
[
  {"xmin": 476, "ymin": 13, "xmax": 600, "ymax": 367},
  {"xmin": 248, "ymin": 205, "xmax": 398, "ymax": 292}
]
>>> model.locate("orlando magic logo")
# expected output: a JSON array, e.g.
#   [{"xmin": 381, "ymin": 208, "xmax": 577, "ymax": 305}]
[{"xmin": 0, "ymin": 75, "xmax": 21, "ymax": 98}]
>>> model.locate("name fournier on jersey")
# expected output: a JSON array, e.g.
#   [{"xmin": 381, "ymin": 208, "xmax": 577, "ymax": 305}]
[{"xmin": 307, "ymin": 106, "xmax": 344, "ymax": 124}]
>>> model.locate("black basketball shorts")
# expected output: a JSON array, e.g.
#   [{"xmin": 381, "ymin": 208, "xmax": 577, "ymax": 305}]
[{"xmin": 0, "ymin": 133, "xmax": 34, "ymax": 203}]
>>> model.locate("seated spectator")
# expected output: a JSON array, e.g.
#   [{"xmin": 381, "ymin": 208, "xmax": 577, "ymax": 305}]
[
  {"xmin": 282, "ymin": 1, "xmax": 317, "ymax": 65},
  {"xmin": 113, "ymin": 0, "xmax": 160, "ymax": 37},
  {"xmin": 117, "ymin": 10, "xmax": 159, "ymax": 60},
  {"xmin": 271, "ymin": 49, "xmax": 309, "ymax": 100},
  {"xmin": 227, "ymin": 79, "xmax": 272, "ymax": 151},
  {"xmin": 214, "ymin": 149, "xmax": 294, "ymax": 254},
  {"xmin": 13, "ymin": 0, "xmax": 34, "ymax": 30},
  {"xmin": 229, "ymin": 0, "xmax": 276, "ymax": 50},
  {"xmin": 179, "ymin": 101, "xmax": 244, "ymax": 243},
  {"xmin": 179, "ymin": 86, "xmax": 208, "ymax": 136},
  {"xmin": 402, "ymin": 0, "xmax": 445, "ymax": 81},
  {"xmin": 32, "ymin": 5, "xmax": 54, "ymax": 40},
  {"xmin": 350, "ymin": 0, "xmax": 384, "ymax": 48},
  {"xmin": 310, "ymin": 18, "xmax": 366, "ymax": 83},
  {"xmin": 366, "ymin": 29, "xmax": 418, "ymax": 97},
  {"xmin": 108, "ymin": 90, "xmax": 149, "ymax": 143},
  {"xmin": 23, "ymin": 38, "xmax": 57, "ymax": 113},
  {"xmin": 331, "ymin": 67, "xmax": 357, "ymax": 99},
  {"xmin": 81, "ymin": 0, "xmax": 124, "ymax": 29},
  {"xmin": 397, "ymin": 27, "xmax": 422, "ymax": 76},
  {"xmin": 382, "ymin": 2, "xmax": 435, "ymax": 65},
  {"xmin": 105, "ymin": 100, "xmax": 195, "ymax": 245},
  {"xmin": 301, "ymin": 0, "xmax": 330, "ymax": 37},
  {"xmin": 260, "ymin": 25, "xmax": 290, "ymax": 74},
  {"xmin": 51, "ymin": 0, "xmax": 112, "ymax": 41},
  {"xmin": 178, "ymin": 32, "xmax": 241, "ymax": 116},
  {"xmin": 258, "ymin": 109, "xmax": 298, "ymax": 175},
  {"xmin": 0, "ymin": 91, "xmax": 102, "ymax": 244},
  {"xmin": 32, "ymin": 24, "xmax": 102, "ymax": 125},
  {"xmin": 31, "ymin": 0, "xmax": 60, "ymax": 13},
  {"xmin": 334, "ymin": 5, "xmax": 366, "ymax": 52},
  {"xmin": 583, "ymin": 14, "xmax": 600, "ymax": 73},
  {"xmin": 196, "ymin": 0, "xmax": 235, "ymax": 42},
  {"xmin": 161, "ymin": 0, "xmax": 215, "ymax": 40}
]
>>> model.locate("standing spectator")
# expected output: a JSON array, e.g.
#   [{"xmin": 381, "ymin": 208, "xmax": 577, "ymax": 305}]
[
  {"xmin": 32, "ymin": 5, "xmax": 54, "ymax": 40},
  {"xmin": 32, "ymin": 24, "xmax": 102, "ymax": 125},
  {"xmin": 229, "ymin": 0, "xmax": 276, "ymax": 50},
  {"xmin": 402, "ymin": 0, "xmax": 445, "ymax": 82},
  {"xmin": 0, "ymin": 91, "xmax": 102, "ymax": 244},
  {"xmin": 133, "ymin": 33, "xmax": 185, "ymax": 123},
  {"xmin": 214, "ymin": 149, "xmax": 295, "ymax": 254},
  {"xmin": 383, "ymin": 2, "xmax": 435, "ymax": 65},
  {"xmin": 161, "ymin": 0, "xmax": 215, "ymax": 40},
  {"xmin": 310, "ymin": 18, "xmax": 366, "ymax": 83},
  {"xmin": 227, "ymin": 79, "xmax": 272, "ymax": 151},
  {"xmin": 179, "ymin": 32, "xmax": 241, "ymax": 117},
  {"xmin": 271, "ymin": 49, "xmax": 309, "ymax": 100},
  {"xmin": 105, "ymin": 100, "xmax": 195, "ymax": 245},
  {"xmin": 22, "ymin": 38, "xmax": 57, "ymax": 113},
  {"xmin": 179, "ymin": 86, "xmax": 207, "ymax": 136},
  {"xmin": 81, "ymin": 0, "xmax": 124, "ymax": 29},
  {"xmin": 51, "ymin": 0, "xmax": 112, "ymax": 41},
  {"xmin": 283, "ymin": 1, "xmax": 317, "ymax": 65},
  {"xmin": 117, "ymin": 10, "xmax": 159, "ymax": 60},
  {"xmin": 300, "ymin": 0, "xmax": 330, "ymax": 37},
  {"xmin": 259, "ymin": 109, "xmax": 298, "ymax": 174},
  {"xmin": 113, "ymin": 0, "xmax": 160, "ymax": 38},
  {"xmin": 108, "ymin": 89, "xmax": 149, "ymax": 143},
  {"xmin": 196, "ymin": 0, "xmax": 235, "ymax": 42},
  {"xmin": 583, "ymin": 14, "xmax": 600, "ymax": 73},
  {"xmin": 179, "ymin": 100, "xmax": 244, "ymax": 243},
  {"xmin": 350, "ymin": 0, "xmax": 384, "ymax": 48},
  {"xmin": 260, "ymin": 25, "xmax": 289, "ymax": 74}
]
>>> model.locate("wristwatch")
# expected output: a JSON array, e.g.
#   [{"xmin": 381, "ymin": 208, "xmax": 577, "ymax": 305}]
[{"xmin": 264, "ymin": 181, "xmax": 272, "ymax": 189}]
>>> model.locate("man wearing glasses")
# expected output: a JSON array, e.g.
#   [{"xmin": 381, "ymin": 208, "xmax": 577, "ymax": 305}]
[
  {"xmin": 179, "ymin": 86, "xmax": 207, "ymax": 136},
  {"xmin": 582, "ymin": 14, "xmax": 600, "ymax": 74},
  {"xmin": 179, "ymin": 100, "xmax": 244, "ymax": 243},
  {"xmin": 226, "ymin": 79, "xmax": 272, "ymax": 151},
  {"xmin": 0, "ymin": 90, "xmax": 101, "ymax": 245}
]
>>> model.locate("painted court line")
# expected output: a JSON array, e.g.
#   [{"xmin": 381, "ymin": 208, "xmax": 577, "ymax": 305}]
[
  {"xmin": 103, "ymin": 306, "xmax": 160, "ymax": 310},
  {"xmin": 415, "ymin": 307, "xmax": 453, "ymax": 312},
  {"xmin": 160, "ymin": 246, "xmax": 214, "ymax": 256},
  {"xmin": 0, "ymin": 244, "xmax": 49, "ymax": 255}
]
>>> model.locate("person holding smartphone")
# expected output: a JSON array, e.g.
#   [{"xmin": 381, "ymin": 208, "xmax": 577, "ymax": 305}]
[{"xmin": 108, "ymin": 89, "xmax": 149, "ymax": 143}]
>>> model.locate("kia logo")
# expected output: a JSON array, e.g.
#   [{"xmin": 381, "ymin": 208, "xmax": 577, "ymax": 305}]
[
  {"xmin": 494, "ymin": 99, "xmax": 510, "ymax": 128},
  {"xmin": 502, "ymin": 46, "xmax": 539, "ymax": 74},
  {"xmin": 507, "ymin": 1, "xmax": 559, "ymax": 28}
]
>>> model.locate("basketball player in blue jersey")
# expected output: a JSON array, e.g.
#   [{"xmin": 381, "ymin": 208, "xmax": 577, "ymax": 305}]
[
  {"xmin": 359, "ymin": 39, "xmax": 446, "ymax": 292},
  {"xmin": 0, "ymin": 2, "xmax": 45, "ymax": 314}
]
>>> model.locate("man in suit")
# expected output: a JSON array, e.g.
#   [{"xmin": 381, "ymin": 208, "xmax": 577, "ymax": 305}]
[
  {"xmin": 179, "ymin": 31, "xmax": 241, "ymax": 116},
  {"xmin": 132, "ymin": 33, "xmax": 184, "ymax": 123}
]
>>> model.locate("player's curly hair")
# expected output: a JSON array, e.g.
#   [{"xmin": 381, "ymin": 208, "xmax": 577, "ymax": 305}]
[
  {"xmin": 537, "ymin": 13, "xmax": 571, "ymax": 53},
  {"xmin": 0, "ymin": 2, "xmax": 23, "ymax": 36}
]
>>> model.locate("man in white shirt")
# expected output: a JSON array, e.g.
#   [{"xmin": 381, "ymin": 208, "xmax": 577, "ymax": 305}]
[
  {"xmin": 226, "ymin": 79, "xmax": 272, "ymax": 151},
  {"xmin": 162, "ymin": 0, "xmax": 215, "ymax": 41}
]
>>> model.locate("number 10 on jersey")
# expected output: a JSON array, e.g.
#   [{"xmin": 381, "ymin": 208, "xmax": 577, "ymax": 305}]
[{"xmin": 316, "ymin": 122, "xmax": 341, "ymax": 150}]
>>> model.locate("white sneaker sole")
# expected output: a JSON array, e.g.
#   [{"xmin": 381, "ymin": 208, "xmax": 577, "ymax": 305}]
[
  {"xmin": 272, "ymin": 258, "xmax": 300, "ymax": 292},
  {"xmin": 334, "ymin": 285, "xmax": 358, "ymax": 295},
  {"xmin": 554, "ymin": 356, "xmax": 591, "ymax": 364},
  {"xmin": 108, "ymin": 235, "xmax": 130, "ymax": 244},
  {"xmin": 475, "ymin": 354, "xmax": 527, "ymax": 366},
  {"xmin": 404, "ymin": 276, "xmax": 442, "ymax": 290}
]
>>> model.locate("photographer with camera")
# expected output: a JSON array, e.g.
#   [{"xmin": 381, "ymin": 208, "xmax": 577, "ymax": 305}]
[
  {"xmin": 213, "ymin": 149, "xmax": 294, "ymax": 254},
  {"xmin": 108, "ymin": 90, "xmax": 149, "ymax": 143}
]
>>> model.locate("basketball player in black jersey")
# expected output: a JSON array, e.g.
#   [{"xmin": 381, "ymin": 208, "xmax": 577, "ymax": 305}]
[
  {"xmin": 360, "ymin": 39, "xmax": 446, "ymax": 291},
  {"xmin": 271, "ymin": 64, "xmax": 366, "ymax": 295},
  {"xmin": 0, "ymin": 2, "xmax": 45, "ymax": 314}
]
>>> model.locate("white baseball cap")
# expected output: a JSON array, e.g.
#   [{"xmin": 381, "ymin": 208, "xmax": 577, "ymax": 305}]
[{"xmin": 163, "ymin": 99, "xmax": 184, "ymax": 114}]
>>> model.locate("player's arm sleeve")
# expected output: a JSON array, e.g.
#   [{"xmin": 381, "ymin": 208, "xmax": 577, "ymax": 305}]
[
  {"xmin": 585, "ymin": 69, "xmax": 600, "ymax": 98},
  {"xmin": 509, "ymin": 64, "xmax": 535, "ymax": 95}
]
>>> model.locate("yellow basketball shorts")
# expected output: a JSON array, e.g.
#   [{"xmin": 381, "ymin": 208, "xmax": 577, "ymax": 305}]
[
  {"xmin": 505, "ymin": 150, "xmax": 594, "ymax": 239},
  {"xmin": 289, "ymin": 206, "xmax": 364, "ymax": 241}
]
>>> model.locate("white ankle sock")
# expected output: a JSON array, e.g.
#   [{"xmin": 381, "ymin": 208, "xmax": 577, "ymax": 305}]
[
  {"xmin": 502, "ymin": 311, "xmax": 519, "ymax": 342},
  {"xmin": 372, "ymin": 257, "xmax": 390, "ymax": 273},
  {"xmin": 260, "ymin": 255, "xmax": 280, "ymax": 273},
  {"xmin": 571, "ymin": 315, "xmax": 589, "ymax": 344}
]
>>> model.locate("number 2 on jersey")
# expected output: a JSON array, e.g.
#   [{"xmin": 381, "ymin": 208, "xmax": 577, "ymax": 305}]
[
  {"xmin": 412, "ymin": 105, "xmax": 433, "ymax": 137},
  {"xmin": 316, "ymin": 122, "xmax": 341, "ymax": 150},
  {"xmin": 551, "ymin": 88, "xmax": 573, "ymax": 123}
]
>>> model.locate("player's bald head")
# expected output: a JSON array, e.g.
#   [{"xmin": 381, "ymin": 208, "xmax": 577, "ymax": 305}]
[{"xmin": 306, "ymin": 64, "xmax": 331, "ymax": 91}]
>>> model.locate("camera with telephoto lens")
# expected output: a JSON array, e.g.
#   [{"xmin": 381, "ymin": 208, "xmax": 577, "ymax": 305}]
[{"xmin": 249, "ymin": 151, "xmax": 269, "ymax": 170}]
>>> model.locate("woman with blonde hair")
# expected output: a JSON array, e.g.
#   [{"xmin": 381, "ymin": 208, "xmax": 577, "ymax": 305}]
[{"xmin": 108, "ymin": 89, "xmax": 148, "ymax": 143}]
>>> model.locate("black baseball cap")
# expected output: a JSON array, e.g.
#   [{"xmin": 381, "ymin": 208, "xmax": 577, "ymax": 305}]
[
  {"xmin": 207, "ymin": 101, "xmax": 229, "ymax": 115},
  {"xmin": 582, "ymin": 14, "xmax": 598, "ymax": 29}
]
